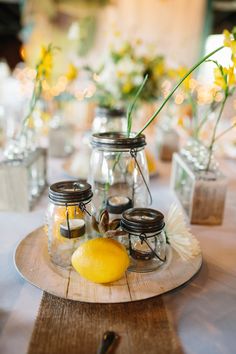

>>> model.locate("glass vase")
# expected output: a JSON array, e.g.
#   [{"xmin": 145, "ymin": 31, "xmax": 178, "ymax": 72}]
[
  {"xmin": 49, "ymin": 111, "xmax": 74, "ymax": 157},
  {"xmin": 92, "ymin": 107, "xmax": 126, "ymax": 133},
  {"xmin": 171, "ymin": 151, "xmax": 227, "ymax": 225}
]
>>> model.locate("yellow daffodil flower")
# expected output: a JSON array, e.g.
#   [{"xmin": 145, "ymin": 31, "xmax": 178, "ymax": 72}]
[
  {"xmin": 37, "ymin": 45, "xmax": 53, "ymax": 80},
  {"xmin": 116, "ymin": 70, "xmax": 124, "ymax": 78},
  {"xmin": 214, "ymin": 65, "xmax": 236, "ymax": 91},
  {"xmin": 228, "ymin": 66, "xmax": 236, "ymax": 86},
  {"xmin": 179, "ymin": 67, "xmax": 192, "ymax": 91},
  {"xmin": 66, "ymin": 63, "xmax": 78, "ymax": 81},
  {"xmin": 167, "ymin": 66, "xmax": 191, "ymax": 92},
  {"xmin": 177, "ymin": 116, "xmax": 184, "ymax": 127},
  {"xmin": 153, "ymin": 60, "xmax": 165, "ymax": 78},
  {"xmin": 214, "ymin": 67, "xmax": 227, "ymax": 90},
  {"xmin": 223, "ymin": 29, "xmax": 236, "ymax": 65},
  {"xmin": 122, "ymin": 81, "xmax": 133, "ymax": 94},
  {"xmin": 223, "ymin": 29, "xmax": 232, "ymax": 47}
]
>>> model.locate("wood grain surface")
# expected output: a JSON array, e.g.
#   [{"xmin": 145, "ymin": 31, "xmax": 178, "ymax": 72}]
[{"xmin": 14, "ymin": 227, "xmax": 202, "ymax": 303}]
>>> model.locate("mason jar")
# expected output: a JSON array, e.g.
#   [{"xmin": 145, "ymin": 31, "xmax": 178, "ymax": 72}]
[
  {"xmin": 46, "ymin": 180, "xmax": 93, "ymax": 268},
  {"xmin": 89, "ymin": 132, "xmax": 151, "ymax": 215},
  {"xmin": 92, "ymin": 107, "xmax": 126, "ymax": 133},
  {"xmin": 120, "ymin": 208, "xmax": 167, "ymax": 272}
]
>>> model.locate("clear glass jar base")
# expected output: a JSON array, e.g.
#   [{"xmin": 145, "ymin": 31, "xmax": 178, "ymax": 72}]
[
  {"xmin": 49, "ymin": 255, "xmax": 72, "ymax": 270},
  {"xmin": 127, "ymin": 258, "xmax": 165, "ymax": 273}
]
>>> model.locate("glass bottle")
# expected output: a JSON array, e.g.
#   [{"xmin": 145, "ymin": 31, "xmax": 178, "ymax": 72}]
[
  {"xmin": 89, "ymin": 132, "xmax": 151, "ymax": 215},
  {"xmin": 92, "ymin": 107, "xmax": 126, "ymax": 133},
  {"xmin": 46, "ymin": 180, "xmax": 93, "ymax": 268},
  {"xmin": 120, "ymin": 208, "xmax": 167, "ymax": 272}
]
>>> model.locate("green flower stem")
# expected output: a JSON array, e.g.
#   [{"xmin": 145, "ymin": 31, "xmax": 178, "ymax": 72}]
[
  {"xmin": 195, "ymin": 106, "xmax": 211, "ymax": 137},
  {"xmin": 206, "ymin": 94, "xmax": 228, "ymax": 171},
  {"xmin": 21, "ymin": 80, "xmax": 42, "ymax": 134},
  {"xmin": 214, "ymin": 122, "xmax": 236, "ymax": 141},
  {"xmin": 187, "ymin": 93, "xmax": 198, "ymax": 138},
  {"xmin": 127, "ymin": 74, "xmax": 148, "ymax": 137},
  {"xmin": 135, "ymin": 45, "xmax": 224, "ymax": 137}
]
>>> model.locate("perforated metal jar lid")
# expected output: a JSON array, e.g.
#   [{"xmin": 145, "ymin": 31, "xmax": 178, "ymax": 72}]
[
  {"xmin": 95, "ymin": 107, "xmax": 125, "ymax": 118},
  {"xmin": 120, "ymin": 208, "xmax": 165, "ymax": 234},
  {"xmin": 49, "ymin": 180, "xmax": 93, "ymax": 205},
  {"xmin": 91, "ymin": 132, "xmax": 146, "ymax": 150}
]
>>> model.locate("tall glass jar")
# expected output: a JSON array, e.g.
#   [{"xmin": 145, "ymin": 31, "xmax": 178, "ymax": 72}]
[
  {"xmin": 49, "ymin": 111, "xmax": 74, "ymax": 157},
  {"xmin": 92, "ymin": 107, "xmax": 126, "ymax": 133},
  {"xmin": 156, "ymin": 125, "xmax": 179, "ymax": 161},
  {"xmin": 46, "ymin": 180, "xmax": 93, "ymax": 268},
  {"xmin": 89, "ymin": 132, "xmax": 151, "ymax": 214},
  {"xmin": 120, "ymin": 208, "xmax": 167, "ymax": 272}
]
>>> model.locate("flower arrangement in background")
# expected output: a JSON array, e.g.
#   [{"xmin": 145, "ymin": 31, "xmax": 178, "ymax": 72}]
[
  {"xmin": 86, "ymin": 35, "xmax": 166, "ymax": 109},
  {"xmin": 160, "ymin": 67, "xmax": 222, "ymax": 138},
  {"xmin": 152, "ymin": 28, "xmax": 236, "ymax": 170},
  {"xmin": 21, "ymin": 44, "xmax": 58, "ymax": 132},
  {"xmin": 126, "ymin": 28, "xmax": 236, "ymax": 145},
  {"xmin": 2, "ymin": 44, "xmax": 59, "ymax": 159},
  {"xmin": 205, "ymin": 50, "xmax": 236, "ymax": 170},
  {"xmin": 48, "ymin": 61, "xmax": 96, "ymax": 104}
]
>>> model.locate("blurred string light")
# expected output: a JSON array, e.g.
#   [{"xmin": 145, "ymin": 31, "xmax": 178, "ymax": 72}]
[
  {"xmin": 20, "ymin": 45, "xmax": 26, "ymax": 61},
  {"xmin": 175, "ymin": 93, "xmax": 185, "ymax": 105},
  {"xmin": 12, "ymin": 64, "xmax": 97, "ymax": 103}
]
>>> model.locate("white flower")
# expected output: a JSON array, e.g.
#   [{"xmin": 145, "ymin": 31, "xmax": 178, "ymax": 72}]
[
  {"xmin": 132, "ymin": 75, "xmax": 144, "ymax": 86},
  {"xmin": 165, "ymin": 204, "xmax": 201, "ymax": 261}
]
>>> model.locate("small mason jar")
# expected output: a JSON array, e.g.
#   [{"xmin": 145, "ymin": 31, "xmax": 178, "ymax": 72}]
[
  {"xmin": 120, "ymin": 208, "xmax": 167, "ymax": 273},
  {"xmin": 89, "ymin": 132, "xmax": 151, "ymax": 215},
  {"xmin": 92, "ymin": 107, "xmax": 126, "ymax": 133},
  {"xmin": 46, "ymin": 180, "xmax": 93, "ymax": 268}
]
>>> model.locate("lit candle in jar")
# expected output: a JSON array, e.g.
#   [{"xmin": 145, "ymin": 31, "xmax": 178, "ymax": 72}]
[
  {"xmin": 106, "ymin": 196, "xmax": 133, "ymax": 217},
  {"xmin": 132, "ymin": 240, "xmax": 155, "ymax": 260},
  {"xmin": 60, "ymin": 219, "xmax": 85, "ymax": 239}
]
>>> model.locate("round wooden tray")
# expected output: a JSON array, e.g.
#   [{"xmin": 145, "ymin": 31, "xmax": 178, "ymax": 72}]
[{"xmin": 14, "ymin": 227, "xmax": 202, "ymax": 303}]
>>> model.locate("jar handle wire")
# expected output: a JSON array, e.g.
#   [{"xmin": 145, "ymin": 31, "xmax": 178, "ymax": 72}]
[
  {"xmin": 78, "ymin": 201, "xmax": 91, "ymax": 216},
  {"xmin": 130, "ymin": 148, "xmax": 152, "ymax": 205},
  {"xmin": 129, "ymin": 232, "xmax": 166, "ymax": 263},
  {"xmin": 65, "ymin": 203, "xmax": 71, "ymax": 239},
  {"xmin": 140, "ymin": 234, "xmax": 166, "ymax": 262},
  {"xmin": 73, "ymin": 182, "xmax": 92, "ymax": 217}
]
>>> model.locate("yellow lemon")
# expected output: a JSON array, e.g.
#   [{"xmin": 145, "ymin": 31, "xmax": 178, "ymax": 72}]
[{"xmin": 71, "ymin": 238, "xmax": 129, "ymax": 284}]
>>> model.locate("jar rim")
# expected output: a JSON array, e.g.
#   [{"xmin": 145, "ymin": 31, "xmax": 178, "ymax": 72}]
[
  {"xmin": 49, "ymin": 180, "xmax": 93, "ymax": 205},
  {"xmin": 121, "ymin": 208, "xmax": 165, "ymax": 233},
  {"xmin": 91, "ymin": 132, "xmax": 146, "ymax": 150}
]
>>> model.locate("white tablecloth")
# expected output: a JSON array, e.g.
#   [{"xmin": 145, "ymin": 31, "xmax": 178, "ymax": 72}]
[{"xmin": 0, "ymin": 158, "xmax": 236, "ymax": 354}]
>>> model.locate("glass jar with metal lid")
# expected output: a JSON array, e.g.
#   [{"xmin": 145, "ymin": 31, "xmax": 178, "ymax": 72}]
[
  {"xmin": 92, "ymin": 107, "xmax": 126, "ymax": 133},
  {"xmin": 46, "ymin": 180, "xmax": 93, "ymax": 268},
  {"xmin": 120, "ymin": 208, "xmax": 166, "ymax": 272},
  {"xmin": 88, "ymin": 132, "xmax": 151, "ymax": 215}
]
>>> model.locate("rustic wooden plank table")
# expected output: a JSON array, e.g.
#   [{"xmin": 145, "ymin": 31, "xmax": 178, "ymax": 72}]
[{"xmin": 0, "ymin": 158, "xmax": 236, "ymax": 354}]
